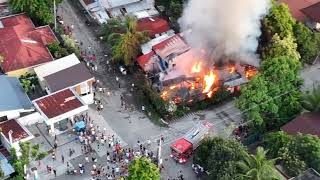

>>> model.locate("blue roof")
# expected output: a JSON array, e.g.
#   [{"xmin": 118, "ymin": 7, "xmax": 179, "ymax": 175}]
[
  {"xmin": 0, "ymin": 153, "xmax": 14, "ymax": 176},
  {"xmin": 0, "ymin": 75, "xmax": 33, "ymax": 112}
]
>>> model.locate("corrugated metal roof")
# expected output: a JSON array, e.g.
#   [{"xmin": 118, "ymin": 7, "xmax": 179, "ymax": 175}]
[
  {"xmin": 281, "ymin": 112, "xmax": 320, "ymax": 136},
  {"xmin": 0, "ymin": 14, "xmax": 56, "ymax": 73},
  {"xmin": 301, "ymin": 2, "xmax": 320, "ymax": 22},
  {"xmin": 44, "ymin": 63, "xmax": 93, "ymax": 92},
  {"xmin": 34, "ymin": 89, "xmax": 84, "ymax": 119},
  {"xmin": 34, "ymin": 53, "xmax": 80, "ymax": 82}
]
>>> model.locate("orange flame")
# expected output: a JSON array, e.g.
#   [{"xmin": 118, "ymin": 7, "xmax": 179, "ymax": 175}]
[
  {"xmin": 245, "ymin": 69, "xmax": 257, "ymax": 79},
  {"xmin": 161, "ymin": 91, "xmax": 168, "ymax": 99},
  {"xmin": 202, "ymin": 71, "xmax": 216, "ymax": 94},
  {"xmin": 229, "ymin": 66, "xmax": 235, "ymax": 74},
  {"xmin": 207, "ymin": 91, "xmax": 213, "ymax": 98},
  {"xmin": 191, "ymin": 61, "xmax": 202, "ymax": 73},
  {"xmin": 170, "ymin": 85, "xmax": 176, "ymax": 90},
  {"xmin": 191, "ymin": 83, "xmax": 195, "ymax": 90}
]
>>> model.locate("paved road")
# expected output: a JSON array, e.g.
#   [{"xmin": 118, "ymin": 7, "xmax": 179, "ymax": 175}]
[{"xmin": 300, "ymin": 63, "xmax": 320, "ymax": 91}]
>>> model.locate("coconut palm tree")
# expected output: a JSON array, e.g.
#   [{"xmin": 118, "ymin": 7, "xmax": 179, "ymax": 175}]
[
  {"xmin": 108, "ymin": 16, "xmax": 149, "ymax": 66},
  {"xmin": 237, "ymin": 147, "xmax": 281, "ymax": 180},
  {"xmin": 302, "ymin": 84, "xmax": 320, "ymax": 112}
]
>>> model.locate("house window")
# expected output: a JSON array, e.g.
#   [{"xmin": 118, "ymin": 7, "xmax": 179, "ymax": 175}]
[
  {"xmin": 106, "ymin": 10, "xmax": 113, "ymax": 18},
  {"xmin": 120, "ymin": 7, "xmax": 127, "ymax": 15},
  {"xmin": 80, "ymin": 82, "xmax": 90, "ymax": 95},
  {"xmin": 0, "ymin": 116, "xmax": 7, "ymax": 122}
]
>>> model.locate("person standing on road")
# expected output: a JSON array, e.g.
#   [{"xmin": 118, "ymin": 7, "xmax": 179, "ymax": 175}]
[
  {"xmin": 85, "ymin": 156, "xmax": 89, "ymax": 163},
  {"xmin": 53, "ymin": 169, "xmax": 57, "ymax": 177},
  {"xmin": 61, "ymin": 155, "xmax": 64, "ymax": 163}
]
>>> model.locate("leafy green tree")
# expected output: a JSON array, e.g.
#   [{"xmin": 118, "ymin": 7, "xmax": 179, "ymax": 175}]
[
  {"xmin": 103, "ymin": 18, "xmax": 125, "ymax": 43},
  {"xmin": 260, "ymin": 56, "xmax": 302, "ymax": 127},
  {"xmin": 168, "ymin": 1, "xmax": 183, "ymax": 25},
  {"xmin": 237, "ymin": 147, "xmax": 280, "ymax": 180},
  {"xmin": 302, "ymin": 84, "xmax": 320, "ymax": 112},
  {"xmin": 61, "ymin": 35, "xmax": 81, "ymax": 57},
  {"xmin": 278, "ymin": 147, "xmax": 306, "ymax": 177},
  {"xmin": 48, "ymin": 42, "xmax": 69, "ymax": 58},
  {"xmin": 9, "ymin": 142, "xmax": 48, "ymax": 179},
  {"xmin": 156, "ymin": 0, "xmax": 184, "ymax": 26},
  {"xmin": 264, "ymin": 132, "xmax": 320, "ymax": 177},
  {"xmin": 109, "ymin": 16, "xmax": 149, "ymax": 66},
  {"xmin": 238, "ymin": 56, "xmax": 302, "ymax": 130},
  {"xmin": 290, "ymin": 134, "xmax": 320, "ymax": 172},
  {"xmin": 128, "ymin": 157, "xmax": 160, "ymax": 180},
  {"xmin": 20, "ymin": 79, "xmax": 32, "ymax": 93},
  {"xmin": 141, "ymin": 80, "xmax": 168, "ymax": 116},
  {"xmin": 237, "ymin": 75, "xmax": 277, "ymax": 128},
  {"xmin": 9, "ymin": 0, "xmax": 61, "ymax": 25},
  {"xmin": 263, "ymin": 1, "xmax": 296, "ymax": 39},
  {"xmin": 194, "ymin": 137, "xmax": 247, "ymax": 180},
  {"xmin": 293, "ymin": 22, "xmax": 320, "ymax": 64},
  {"xmin": 262, "ymin": 34, "xmax": 300, "ymax": 61},
  {"xmin": 9, "ymin": 0, "xmax": 42, "ymax": 13},
  {"xmin": 264, "ymin": 131, "xmax": 293, "ymax": 157}
]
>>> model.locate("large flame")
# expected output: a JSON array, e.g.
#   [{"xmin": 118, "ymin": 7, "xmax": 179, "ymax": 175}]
[
  {"xmin": 229, "ymin": 65, "xmax": 235, "ymax": 74},
  {"xmin": 202, "ymin": 71, "xmax": 216, "ymax": 94},
  {"xmin": 170, "ymin": 85, "xmax": 177, "ymax": 90},
  {"xmin": 191, "ymin": 61, "xmax": 202, "ymax": 73}
]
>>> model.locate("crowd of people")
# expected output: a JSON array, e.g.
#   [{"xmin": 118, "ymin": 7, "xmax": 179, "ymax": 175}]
[{"xmin": 59, "ymin": 112, "xmax": 159, "ymax": 180}]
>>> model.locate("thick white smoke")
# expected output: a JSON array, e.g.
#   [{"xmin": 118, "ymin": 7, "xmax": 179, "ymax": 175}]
[{"xmin": 179, "ymin": 0, "xmax": 271, "ymax": 66}]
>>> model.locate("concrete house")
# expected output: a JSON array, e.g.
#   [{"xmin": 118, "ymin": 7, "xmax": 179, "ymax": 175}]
[
  {"xmin": 0, "ymin": 75, "xmax": 34, "ymax": 121},
  {"xmin": 0, "ymin": 14, "xmax": 57, "ymax": 77},
  {"xmin": 301, "ymin": 2, "xmax": 320, "ymax": 31},
  {"xmin": 34, "ymin": 54, "xmax": 95, "ymax": 105},
  {"xmin": 80, "ymin": 0, "xmax": 158, "ymax": 24},
  {"xmin": 33, "ymin": 88, "xmax": 88, "ymax": 135}
]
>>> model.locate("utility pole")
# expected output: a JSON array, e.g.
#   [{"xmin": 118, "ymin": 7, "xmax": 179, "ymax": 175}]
[
  {"xmin": 158, "ymin": 138, "xmax": 162, "ymax": 168},
  {"xmin": 54, "ymin": 0, "xmax": 57, "ymax": 31}
]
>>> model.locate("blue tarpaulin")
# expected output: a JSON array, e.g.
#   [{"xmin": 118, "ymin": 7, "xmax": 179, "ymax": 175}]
[{"xmin": 74, "ymin": 121, "xmax": 85, "ymax": 131}]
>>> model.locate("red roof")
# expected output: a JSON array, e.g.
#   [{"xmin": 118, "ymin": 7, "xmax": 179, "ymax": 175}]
[
  {"xmin": 278, "ymin": 0, "xmax": 320, "ymax": 21},
  {"xmin": 281, "ymin": 112, "xmax": 320, "ymax": 136},
  {"xmin": 83, "ymin": 0, "xmax": 95, "ymax": 5},
  {"xmin": 152, "ymin": 34, "xmax": 184, "ymax": 51},
  {"xmin": 0, "ymin": 14, "xmax": 57, "ymax": 73},
  {"xmin": 170, "ymin": 138, "xmax": 192, "ymax": 153},
  {"xmin": 301, "ymin": 2, "xmax": 320, "ymax": 22},
  {"xmin": 35, "ymin": 89, "xmax": 84, "ymax": 119},
  {"xmin": 0, "ymin": 119, "xmax": 30, "ymax": 143},
  {"xmin": 152, "ymin": 34, "xmax": 189, "ymax": 59},
  {"xmin": 137, "ymin": 51, "xmax": 155, "ymax": 70},
  {"xmin": 137, "ymin": 17, "xmax": 170, "ymax": 37}
]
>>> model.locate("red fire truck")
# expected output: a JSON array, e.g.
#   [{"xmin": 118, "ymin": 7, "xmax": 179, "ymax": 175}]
[{"xmin": 170, "ymin": 121, "xmax": 213, "ymax": 163}]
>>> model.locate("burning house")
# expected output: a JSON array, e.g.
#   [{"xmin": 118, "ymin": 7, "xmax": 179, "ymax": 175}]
[
  {"xmin": 137, "ymin": 33, "xmax": 257, "ymax": 104},
  {"xmin": 137, "ymin": 0, "xmax": 270, "ymax": 105}
]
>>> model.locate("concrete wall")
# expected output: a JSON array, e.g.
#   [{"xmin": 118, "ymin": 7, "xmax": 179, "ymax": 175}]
[
  {"xmin": 0, "ymin": 133, "xmax": 10, "ymax": 152},
  {"xmin": 81, "ymin": 93, "xmax": 94, "ymax": 104},
  {"xmin": 0, "ymin": 110, "xmax": 20, "ymax": 120},
  {"xmin": 6, "ymin": 67, "xmax": 35, "ymax": 77},
  {"xmin": 17, "ymin": 112, "xmax": 44, "ymax": 126}
]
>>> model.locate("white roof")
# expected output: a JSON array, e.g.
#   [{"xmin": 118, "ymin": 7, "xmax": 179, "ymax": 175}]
[
  {"xmin": 141, "ymin": 32, "xmax": 175, "ymax": 54},
  {"xmin": 34, "ymin": 53, "xmax": 80, "ymax": 81},
  {"xmin": 93, "ymin": 10, "xmax": 110, "ymax": 23},
  {"xmin": 134, "ymin": 11, "xmax": 150, "ymax": 19},
  {"xmin": 100, "ymin": 0, "xmax": 140, "ymax": 9}
]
